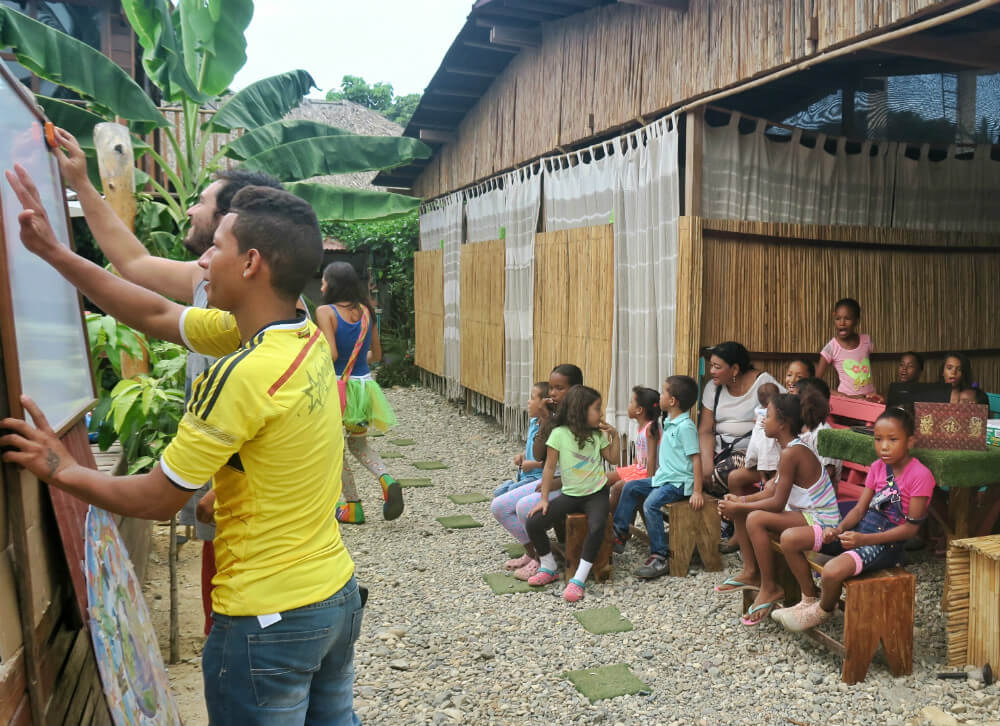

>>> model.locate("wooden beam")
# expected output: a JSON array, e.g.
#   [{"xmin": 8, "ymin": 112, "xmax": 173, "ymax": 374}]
[
  {"xmin": 490, "ymin": 24, "xmax": 541, "ymax": 48},
  {"xmin": 617, "ymin": 0, "xmax": 688, "ymax": 10},
  {"xmin": 461, "ymin": 38, "xmax": 519, "ymax": 53},
  {"xmin": 418, "ymin": 103, "xmax": 469, "ymax": 114},
  {"xmin": 443, "ymin": 64, "xmax": 500, "ymax": 78},
  {"xmin": 873, "ymin": 30, "xmax": 1000, "ymax": 71},
  {"xmin": 430, "ymin": 86, "xmax": 485, "ymax": 98},
  {"xmin": 419, "ymin": 129, "xmax": 457, "ymax": 144},
  {"xmin": 684, "ymin": 110, "xmax": 703, "ymax": 218}
]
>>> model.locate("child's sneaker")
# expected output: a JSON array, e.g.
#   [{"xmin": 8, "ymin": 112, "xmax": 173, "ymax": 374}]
[
  {"xmin": 612, "ymin": 529, "xmax": 628, "ymax": 554},
  {"xmin": 634, "ymin": 554, "xmax": 669, "ymax": 579},
  {"xmin": 379, "ymin": 474, "xmax": 404, "ymax": 521},
  {"xmin": 336, "ymin": 500, "xmax": 365, "ymax": 524},
  {"xmin": 783, "ymin": 601, "xmax": 833, "ymax": 631},
  {"xmin": 512, "ymin": 559, "xmax": 540, "ymax": 581},
  {"xmin": 504, "ymin": 553, "xmax": 533, "ymax": 570},
  {"xmin": 527, "ymin": 568, "xmax": 560, "ymax": 586},
  {"xmin": 563, "ymin": 578, "xmax": 585, "ymax": 602}
]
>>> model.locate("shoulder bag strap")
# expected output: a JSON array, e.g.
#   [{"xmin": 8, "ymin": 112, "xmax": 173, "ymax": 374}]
[{"xmin": 340, "ymin": 306, "xmax": 370, "ymax": 381}]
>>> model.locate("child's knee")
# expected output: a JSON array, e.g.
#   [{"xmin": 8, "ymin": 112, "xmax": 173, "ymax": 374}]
[
  {"xmin": 745, "ymin": 510, "xmax": 765, "ymax": 531},
  {"xmin": 822, "ymin": 555, "xmax": 857, "ymax": 586},
  {"xmin": 780, "ymin": 525, "xmax": 815, "ymax": 553}
]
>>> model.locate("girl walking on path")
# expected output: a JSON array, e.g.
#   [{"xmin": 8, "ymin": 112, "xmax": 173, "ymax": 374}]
[{"xmin": 317, "ymin": 262, "xmax": 403, "ymax": 524}]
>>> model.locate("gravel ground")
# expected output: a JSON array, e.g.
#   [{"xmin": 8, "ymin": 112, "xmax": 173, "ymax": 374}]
[{"xmin": 346, "ymin": 387, "xmax": 1000, "ymax": 726}]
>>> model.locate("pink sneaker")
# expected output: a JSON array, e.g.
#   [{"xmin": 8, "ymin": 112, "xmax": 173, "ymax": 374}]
[
  {"xmin": 563, "ymin": 579, "xmax": 585, "ymax": 602},
  {"xmin": 512, "ymin": 559, "xmax": 540, "ymax": 581},
  {"xmin": 771, "ymin": 596, "xmax": 817, "ymax": 629},
  {"xmin": 781, "ymin": 601, "xmax": 833, "ymax": 632},
  {"xmin": 505, "ymin": 553, "xmax": 533, "ymax": 570},
  {"xmin": 527, "ymin": 568, "xmax": 560, "ymax": 586}
]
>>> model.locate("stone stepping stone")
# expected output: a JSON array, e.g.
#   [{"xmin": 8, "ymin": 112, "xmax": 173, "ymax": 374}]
[
  {"xmin": 436, "ymin": 515, "xmax": 482, "ymax": 529},
  {"xmin": 503, "ymin": 542, "xmax": 525, "ymax": 557},
  {"xmin": 412, "ymin": 461, "xmax": 448, "ymax": 470},
  {"xmin": 482, "ymin": 573, "xmax": 544, "ymax": 595},
  {"xmin": 390, "ymin": 438, "xmax": 417, "ymax": 446},
  {"xmin": 563, "ymin": 664, "xmax": 649, "ymax": 703},
  {"xmin": 397, "ymin": 478, "xmax": 433, "ymax": 488},
  {"xmin": 574, "ymin": 606, "xmax": 634, "ymax": 635},
  {"xmin": 447, "ymin": 492, "xmax": 489, "ymax": 504}
]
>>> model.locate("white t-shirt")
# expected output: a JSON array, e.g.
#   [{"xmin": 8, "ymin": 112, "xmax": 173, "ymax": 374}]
[
  {"xmin": 701, "ymin": 372, "xmax": 784, "ymax": 453},
  {"xmin": 799, "ymin": 421, "xmax": 843, "ymax": 483},
  {"xmin": 745, "ymin": 406, "xmax": 781, "ymax": 471}
]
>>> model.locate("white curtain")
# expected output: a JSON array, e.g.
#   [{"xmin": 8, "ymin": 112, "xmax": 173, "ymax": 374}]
[
  {"xmin": 543, "ymin": 118, "xmax": 681, "ymax": 433},
  {"xmin": 465, "ymin": 178, "xmax": 506, "ymax": 243},
  {"xmin": 420, "ymin": 192, "xmax": 463, "ymax": 397}
]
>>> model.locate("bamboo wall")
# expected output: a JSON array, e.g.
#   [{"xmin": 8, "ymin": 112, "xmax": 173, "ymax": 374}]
[
  {"xmin": 675, "ymin": 218, "xmax": 1000, "ymax": 393},
  {"xmin": 414, "ymin": 250, "xmax": 444, "ymax": 376},
  {"xmin": 533, "ymin": 226, "xmax": 615, "ymax": 405},
  {"xmin": 459, "ymin": 240, "xmax": 505, "ymax": 401},
  {"xmin": 414, "ymin": 0, "xmax": 954, "ymax": 198}
]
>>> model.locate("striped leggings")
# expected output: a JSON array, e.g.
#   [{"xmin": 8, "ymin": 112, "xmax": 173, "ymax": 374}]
[{"xmin": 491, "ymin": 483, "xmax": 562, "ymax": 544}]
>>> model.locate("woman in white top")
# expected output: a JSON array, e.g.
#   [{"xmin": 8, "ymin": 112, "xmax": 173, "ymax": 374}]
[{"xmin": 698, "ymin": 342, "xmax": 783, "ymax": 499}]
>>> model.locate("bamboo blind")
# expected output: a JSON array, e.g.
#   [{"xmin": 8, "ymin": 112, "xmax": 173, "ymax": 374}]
[
  {"xmin": 945, "ymin": 535, "xmax": 1000, "ymax": 667},
  {"xmin": 414, "ymin": 250, "xmax": 444, "ymax": 376},
  {"xmin": 460, "ymin": 240, "xmax": 506, "ymax": 401},
  {"xmin": 694, "ymin": 219, "xmax": 1000, "ymax": 393},
  {"xmin": 413, "ymin": 0, "xmax": 952, "ymax": 198},
  {"xmin": 139, "ymin": 107, "xmax": 242, "ymax": 191},
  {"xmin": 533, "ymin": 225, "xmax": 615, "ymax": 404}
]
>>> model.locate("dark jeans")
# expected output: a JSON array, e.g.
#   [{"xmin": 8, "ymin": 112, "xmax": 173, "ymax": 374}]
[
  {"xmin": 526, "ymin": 487, "xmax": 610, "ymax": 563},
  {"xmin": 202, "ymin": 576, "xmax": 364, "ymax": 726},
  {"xmin": 613, "ymin": 478, "xmax": 687, "ymax": 557}
]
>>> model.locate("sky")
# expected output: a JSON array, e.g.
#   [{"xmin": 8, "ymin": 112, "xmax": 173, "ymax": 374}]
[{"xmin": 232, "ymin": 0, "xmax": 475, "ymax": 99}]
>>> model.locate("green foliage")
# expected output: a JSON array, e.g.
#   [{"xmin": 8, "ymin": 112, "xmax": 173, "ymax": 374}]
[
  {"xmin": 325, "ymin": 74, "xmax": 422, "ymax": 127},
  {"xmin": 375, "ymin": 333, "xmax": 418, "ymax": 388}
]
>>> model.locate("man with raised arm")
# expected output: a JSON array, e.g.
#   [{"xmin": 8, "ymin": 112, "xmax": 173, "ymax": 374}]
[
  {"xmin": 1, "ymin": 164, "xmax": 362, "ymax": 726},
  {"xmin": 53, "ymin": 127, "xmax": 284, "ymax": 635}
]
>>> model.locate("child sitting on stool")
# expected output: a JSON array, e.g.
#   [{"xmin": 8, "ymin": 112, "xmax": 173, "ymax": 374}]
[
  {"xmin": 722, "ymin": 382, "xmax": 781, "ymax": 496},
  {"xmin": 611, "ymin": 375, "xmax": 703, "ymax": 580}
]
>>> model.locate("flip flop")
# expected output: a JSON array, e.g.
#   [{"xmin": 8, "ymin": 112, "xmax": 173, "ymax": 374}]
[
  {"xmin": 741, "ymin": 599, "xmax": 782, "ymax": 626},
  {"xmin": 713, "ymin": 577, "xmax": 760, "ymax": 593}
]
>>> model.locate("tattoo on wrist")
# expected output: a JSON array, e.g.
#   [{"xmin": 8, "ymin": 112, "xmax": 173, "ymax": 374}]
[{"xmin": 45, "ymin": 449, "xmax": 59, "ymax": 478}]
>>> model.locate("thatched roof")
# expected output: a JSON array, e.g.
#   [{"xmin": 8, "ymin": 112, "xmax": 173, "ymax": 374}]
[{"xmin": 283, "ymin": 100, "xmax": 403, "ymax": 191}]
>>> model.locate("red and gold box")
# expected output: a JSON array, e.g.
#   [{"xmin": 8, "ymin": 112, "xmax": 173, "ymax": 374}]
[{"xmin": 914, "ymin": 402, "xmax": 988, "ymax": 451}]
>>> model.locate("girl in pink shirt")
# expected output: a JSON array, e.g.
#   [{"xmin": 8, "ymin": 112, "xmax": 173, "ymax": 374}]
[{"xmin": 815, "ymin": 297, "xmax": 876, "ymax": 398}]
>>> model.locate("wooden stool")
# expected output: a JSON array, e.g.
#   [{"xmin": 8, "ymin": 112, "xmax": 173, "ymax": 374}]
[
  {"xmin": 564, "ymin": 513, "xmax": 615, "ymax": 582},
  {"xmin": 664, "ymin": 495, "xmax": 723, "ymax": 576}
]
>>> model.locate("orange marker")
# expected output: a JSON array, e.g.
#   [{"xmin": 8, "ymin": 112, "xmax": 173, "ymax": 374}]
[{"xmin": 44, "ymin": 121, "xmax": 57, "ymax": 149}]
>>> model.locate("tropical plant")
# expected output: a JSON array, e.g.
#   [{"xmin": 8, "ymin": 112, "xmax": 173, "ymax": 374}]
[
  {"xmin": 0, "ymin": 1, "xmax": 430, "ymax": 230},
  {"xmin": 325, "ymin": 74, "xmax": 421, "ymax": 127}
]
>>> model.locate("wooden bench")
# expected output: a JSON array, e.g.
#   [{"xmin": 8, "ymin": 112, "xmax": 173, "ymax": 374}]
[
  {"xmin": 742, "ymin": 538, "xmax": 915, "ymax": 684},
  {"xmin": 665, "ymin": 496, "xmax": 723, "ymax": 576},
  {"xmin": 564, "ymin": 513, "xmax": 615, "ymax": 582}
]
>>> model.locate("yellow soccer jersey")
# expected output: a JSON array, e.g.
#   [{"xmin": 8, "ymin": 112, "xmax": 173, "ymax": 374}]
[{"xmin": 161, "ymin": 307, "xmax": 352, "ymax": 616}]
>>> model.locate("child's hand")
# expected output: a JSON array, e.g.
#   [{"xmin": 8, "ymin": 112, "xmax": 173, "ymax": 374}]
[
  {"xmin": 837, "ymin": 531, "xmax": 866, "ymax": 549},
  {"xmin": 689, "ymin": 491, "xmax": 704, "ymax": 511},
  {"xmin": 522, "ymin": 460, "xmax": 541, "ymax": 471},
  {"xmin": 822, "ymin": 527, "xmax": 840, "ymax": 544},
  {"xmin": 598, "ymin": 421, "xmax": 618, "ymax": 436},
  {"xmin": 528, "ymin": 499, "xmax": 549, "ymax": 517},
  {"xmin": 865, "ymin": 393, "xmax": 886, "ymax": 404},
  {"xmin": 718, "ymin": 497, "xmax": 737, "ymax": 518},
  {"xmin": 513, "ymin": 453, "xmax": 525, "ymax": 467}
]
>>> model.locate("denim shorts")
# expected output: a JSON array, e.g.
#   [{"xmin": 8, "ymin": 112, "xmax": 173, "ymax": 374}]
[{"xmin": 818, "ymin": 510, "xmax": 903, "ymax": 575}]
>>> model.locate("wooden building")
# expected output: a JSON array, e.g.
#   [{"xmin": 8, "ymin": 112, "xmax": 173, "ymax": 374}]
[{"xmin": 390, "ymin": 0, "xmax": 1000, "ymax": 431}]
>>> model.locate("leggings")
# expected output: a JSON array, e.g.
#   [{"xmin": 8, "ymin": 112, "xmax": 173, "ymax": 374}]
[
  {"xmin": 339, "ymin": 431, "xmax": 389, "ymax": 501},
  {"xmin": 526, "ymin": 487, "xmax": 610, "ymax": 563},
  {"xmin": 491, "ymin": 485, "xmax": 562, "ymax": 544}
]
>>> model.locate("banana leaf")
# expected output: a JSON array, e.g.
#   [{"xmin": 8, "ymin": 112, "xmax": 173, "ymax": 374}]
[
  {"xmin": 178, "ymin": 0, "xmax": 253, "ymax": 98},
  {"xmin": 208, "ymin": 70, "xmax": 316, "ymax": 132},
  {"xmin": 284, "ymin": 182, "xmax": 422, "ymax": 222},
  {"xmin": 120, "ymin": 0, "xmax": 208, "ymax": 104},
  {"xmin": 225, "ymin": 120, "xmax": 352, "ymax": 161},
  {"xmin": 0, "ymin": 6, "xmax": 168, "ymax": 126},
  {"xmin": 242, "ymin": 135, "xmax": 432, "ymax": 181}
]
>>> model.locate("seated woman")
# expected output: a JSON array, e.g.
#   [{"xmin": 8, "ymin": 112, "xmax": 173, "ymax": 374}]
[
  {"xmin": 697, "ymin": 342, "xmax": 783, "ymax": 550},
  {"xmin": 940, "ymin": 351, "xmax": 975, "ymax": 404}
]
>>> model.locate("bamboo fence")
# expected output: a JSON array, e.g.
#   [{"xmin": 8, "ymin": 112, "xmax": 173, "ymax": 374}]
[
  {"xmin": 533, "ymin": 225, "xmax": 615, "ymax": 405},
  {"xmin": 414, "ymin": 250, "xmax": 444, "ymax": 376},
  {"xmin": 460, "ymin": 240, "xmax": 505, "ymax": 401},
  {"xmin": 413, "ymin": 0, "xmax": 953, "ymax": 198},
  {"xmin": 945, "ymin": 535, "xmax": 1000, "ymax": 667},
  {"xmin": 676, "ymin": 218, "xmax": 1000, "ymax": 393}
]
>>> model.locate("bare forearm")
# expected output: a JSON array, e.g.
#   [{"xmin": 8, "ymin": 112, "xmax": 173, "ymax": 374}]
[
  {"xmin": 52, "ymin": 464, "xmax": 185, "ymax": 520},
  {"xmin": 699, "ymin": 433, "xmax": 715, "ymax": 478}
]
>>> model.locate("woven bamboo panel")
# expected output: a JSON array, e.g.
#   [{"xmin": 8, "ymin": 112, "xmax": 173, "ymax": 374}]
[
  {"xmin": 945, "ymin": 535, "xmax": 1000, "ymax": 667},
  {"xmin": 533, "ymin": 225, "xmax": 614, "ymax": 404},
  {"xmin": 413, "ymin": 0, "xmax": 951, "ymax": 198},
  {"xmin": 697, "ymin": 220, "xmax": 1000, "ymax": 393},
  {"xmin": 460, "ymin": 240, "xmax": 505, "ymax": 401},
  {"xmin": 414, "ymin": 250, "xmax": 444, "ymax": 376}
]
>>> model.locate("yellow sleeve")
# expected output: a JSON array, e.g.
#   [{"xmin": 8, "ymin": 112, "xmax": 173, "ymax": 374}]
[
  {"xmin": 160, "ymin": 358, "xmax": 265, "ymax": 490},
  {"xmin": 179, "ymin": 307, "xmax": 241, "ymax": 358}
]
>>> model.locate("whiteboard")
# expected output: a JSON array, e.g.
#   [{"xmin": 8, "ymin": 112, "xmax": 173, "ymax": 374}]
[{"xmin": 0, "ymin": 63, "xmax": 95, "ymax": 433}]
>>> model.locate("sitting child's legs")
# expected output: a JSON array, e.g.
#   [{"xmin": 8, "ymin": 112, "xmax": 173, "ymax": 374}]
[
  {"xmin": 642, "ymin": 484, "xmax": 686, "ymax": 558},
  {"xmin": 612, "ymin": 478, "xmax": 653, "ymax": 539},
  {"xmin": 726, "ymin": 466, "xmax": 761, "ymax": 497},
  {"xmin": 525, "ymin": 494, "xmax": 580, "ymax": 575},
  {"xmin": 492, "ymin": 485, "xmax": 537, "ymax": 544},
  {"xmin": 779, "ymin": 524, "xmax": 823, "ymax": 599},
  {"xmin": 608, "ymin": 479, "xmax": 626, "ymax": 513}
]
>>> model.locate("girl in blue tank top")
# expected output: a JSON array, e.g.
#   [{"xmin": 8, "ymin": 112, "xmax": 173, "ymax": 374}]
[{"xmin": 316, "ymin": 262, "xmax": 402, "ymax": 525}]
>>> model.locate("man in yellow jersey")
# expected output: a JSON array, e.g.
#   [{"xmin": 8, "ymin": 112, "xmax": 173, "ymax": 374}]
[{"xmin": 2, "ymin": 165, "xmax": 361, "ymax": 726}]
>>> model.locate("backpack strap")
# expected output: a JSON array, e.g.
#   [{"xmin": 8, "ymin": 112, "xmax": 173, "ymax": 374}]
[{"xmin": 339, "ymin": 305, "xmax": 370, "ymax": 381}]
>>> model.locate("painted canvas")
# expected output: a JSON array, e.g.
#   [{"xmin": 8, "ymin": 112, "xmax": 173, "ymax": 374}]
[{"xmin": 85, "ymin": 506, "xmax": 181, "ymax": 726}]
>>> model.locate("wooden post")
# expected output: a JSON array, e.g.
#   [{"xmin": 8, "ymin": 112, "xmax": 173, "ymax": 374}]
[
  {"xmin": 674, "ymin": 216, "xmax": 704, "ymax": 378},
  {"xmin": 168, "ymin": 516, "xmax": 179, "ymax": 665},
  {"xmin": 683, "ymin": 110, "xmax": 704, "ymax": 218}
]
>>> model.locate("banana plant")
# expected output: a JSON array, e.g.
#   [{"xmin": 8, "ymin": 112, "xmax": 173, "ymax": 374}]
[{"xmin": 0, "ymin": 0, "xmax": 430, "ymax": 227}]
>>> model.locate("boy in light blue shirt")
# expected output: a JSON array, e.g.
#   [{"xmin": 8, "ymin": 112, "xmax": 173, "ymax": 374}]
[
  {"xmin": 494, "ymin": 382, "xmax": 549, "ymax": 497},
  {"xmin": 612, "ymin": 375, "xmax": 703, "ymax": 579}
]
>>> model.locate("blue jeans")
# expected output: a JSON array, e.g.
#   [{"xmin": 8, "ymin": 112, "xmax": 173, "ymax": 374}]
[
  {"xmin": 613, "ymin": 478, "xmax": 687, "ymax": 557},
  {"xmin": 203, "ymin": 576, "xmax": 364, "ymax": 726}
]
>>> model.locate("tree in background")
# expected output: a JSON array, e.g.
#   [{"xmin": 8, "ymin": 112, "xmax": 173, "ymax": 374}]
[{"xmin": 326, "ymin": 74, "xmax": 421, "ymax": 127}]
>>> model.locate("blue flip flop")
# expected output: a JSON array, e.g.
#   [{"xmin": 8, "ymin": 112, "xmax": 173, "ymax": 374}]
[
  {"xmin": 713, "ymin": 577, "xmax": 760, "ymax": 593},
  {"xmin": 741, "ymin": 600, "xmax": 782, "ymax": 626}
]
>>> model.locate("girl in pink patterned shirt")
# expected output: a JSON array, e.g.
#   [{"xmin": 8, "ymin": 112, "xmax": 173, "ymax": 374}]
[{"xmin": 815, "ymin": 297, "xmax": 876, "ymax": 398}]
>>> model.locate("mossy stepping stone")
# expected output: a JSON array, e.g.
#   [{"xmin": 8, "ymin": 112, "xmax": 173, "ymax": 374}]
[
  {"xmin": 412, "ymin": 461, "xmax": 448, "ymax": 470},
  {"xmin": 482, "ymin": 573, "xmax": 544, "ymax": 595},
  {"xmin": 436, "ymin": 515, "xmax": 482, "ymax": 529},
  {"xmin": 397, "ymin": 478, "xmax": 433, "ymax": 488},
  {"xmin": 447, "ymin": 493, "xmax": 489, "ymax": 504},
  {"xmin": 503, "ymin": 542, "xmax": 526, "ymax": 557},
  {"xmin": 367, "ymin": 431, "xmax": 385, "ymax": 438},
  {"xmin": 380, "ymin": 452, "xmax": 404, "ymax": 459},
  {"xmin": 574, "ymin": 606, "xmax": 634, "ymax": 635},
  {"xmin": 563, "ymin": 664, "xmax": 649, "ymax": 703},
  {"xmin": 391, "ymin": 438, "xmax": 417, "ymax": 446}
]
